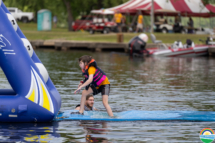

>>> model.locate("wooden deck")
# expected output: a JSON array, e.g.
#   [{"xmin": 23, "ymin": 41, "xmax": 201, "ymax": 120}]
[
  {"xmin": 30, "ymin": 40, "xmax": 159, "ymax": 52},
  {"xmin": 30, "ymin": 40, "xmax": 215, "ymax": 56}
]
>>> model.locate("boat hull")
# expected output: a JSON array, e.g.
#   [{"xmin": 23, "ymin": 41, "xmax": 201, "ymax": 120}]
[{"xmin": 148, "ymin": 45, "xmax": 209, "ymax": 57}]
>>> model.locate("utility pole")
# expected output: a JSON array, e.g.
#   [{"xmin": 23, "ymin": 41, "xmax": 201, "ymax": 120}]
[{"xmin": 150, "ymin": 0, "xmax": 154, "ymax": 33}]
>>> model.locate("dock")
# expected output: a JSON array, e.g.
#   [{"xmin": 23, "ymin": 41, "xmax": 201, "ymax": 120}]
[
  {"xmin": 208, "ymin": 47, "xmax": 215, "ymax": 56},
  {"xmin": 30, "ymin": 40, "xmax": 159, "ymax": 52},
  {"xmin": 30, "ymin": 40, "xmax": 215, "ymax": 56}
]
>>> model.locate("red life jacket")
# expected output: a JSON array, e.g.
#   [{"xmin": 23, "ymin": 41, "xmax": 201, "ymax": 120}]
[{"xmin": 82, "ymin": 59, "xmax": 106, "ymax": 87}]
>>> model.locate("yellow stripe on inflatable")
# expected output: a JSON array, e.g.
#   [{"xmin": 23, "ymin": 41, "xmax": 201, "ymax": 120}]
[
  {"xmin": 28, "ymin": 89, "xmax": 35, "ymax": 102},
  {"xmin": 24, "ymin": 136, "xmax": 38, "ymax": 142},
  {"xmin": 41, "ymin": 83, "xmax": 50, "ymax": 111},
  {"xmin": 25, "ymin": 71, "xmax": 38, "ymax": 104},
  {"xmin": 31, "ymin": 67, "xmax": 54, "ymax": 113}
]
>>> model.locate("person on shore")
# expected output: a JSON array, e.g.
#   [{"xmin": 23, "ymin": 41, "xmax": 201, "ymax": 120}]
[
  {"xmin": 136, "ymin": 11, "xmax": 144, "ymax": 33},
  {"xmin": 113, "ymin": 10, "xmax": 123, "ymax": 32},
  {"xmin": 159, "ymin": 15, "xmax": 165, "ymax": 24},
  {"xmin": 75, "ymin": 94, "xmax": 97, "ymax": 111},
  {"xmin": 74, "ymin": 55, "xmax": 113, "ymax": 117},
  {"xmin": 53, "ymin": 15, "xmax": 57, "ymax": 28},
  {"xmin": 121, "ymin": 14, "xmax": 127, "ymax": 32},
  {"xmin": 187, "ymin": 17, "xmax": 194, "ymax": 33}
]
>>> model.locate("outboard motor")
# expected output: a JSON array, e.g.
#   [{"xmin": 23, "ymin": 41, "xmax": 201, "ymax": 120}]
[{"xmin": 128, "ymin": 33, "xmax": 149, "ymax": 56}]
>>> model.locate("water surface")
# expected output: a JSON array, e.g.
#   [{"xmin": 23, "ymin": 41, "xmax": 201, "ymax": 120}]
[{"xmin": 0, "ymin": 50, "xmax": 215, "ymax": 142}]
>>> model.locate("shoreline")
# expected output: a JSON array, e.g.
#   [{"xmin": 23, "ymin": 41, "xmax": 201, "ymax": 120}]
[{"xmin": 30, "ymin": 39, "xmax": 168, "ymax": 52}]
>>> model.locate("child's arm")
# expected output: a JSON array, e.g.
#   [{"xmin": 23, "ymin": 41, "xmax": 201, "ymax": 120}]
[
  {"xmin": 80, "ymin": 74, "xmax": 93, "ymax": 88},
  {"xmin": 74, "ymin": 74, "xmax": 93, "ymax": 94}
]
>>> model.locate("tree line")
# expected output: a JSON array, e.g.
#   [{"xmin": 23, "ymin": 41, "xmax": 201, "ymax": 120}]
[
  {"xmin": 3, "ymin": 0, "xmax": 129, "ymax": 31},
  {"xmin": 2, "ymin": 0, "xmax": 214, "ymax": 31}
]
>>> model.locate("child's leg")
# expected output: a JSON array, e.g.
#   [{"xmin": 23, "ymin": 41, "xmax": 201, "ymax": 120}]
[
  {"xmin": 102, "ymin": 95, "xmax": 113, "ymax": 117},
  {"xmin": 79, "ymin": 87, "xmax": 93, "ymax": 114}
]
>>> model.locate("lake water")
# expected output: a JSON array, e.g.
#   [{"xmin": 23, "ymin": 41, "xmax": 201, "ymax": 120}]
[{"xmin": 0, "ymin": 50, "xmax": 215, "ymax": 142}]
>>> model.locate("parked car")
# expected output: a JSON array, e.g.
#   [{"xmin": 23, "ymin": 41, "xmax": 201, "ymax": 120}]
[
  {"xmin": 155, "ymin": 23, "xmax": 185, "ymax": 34},
  {"xmin": 88, "ymin": 17, "xmax": 116, "ymax": 34},
  {"xmin": 7, "ymin": 7, "xmax": 34, "ymax": 23},
  {"xmin": 72, "ymin": 15, "xmax": 93, "ymax": 31}
]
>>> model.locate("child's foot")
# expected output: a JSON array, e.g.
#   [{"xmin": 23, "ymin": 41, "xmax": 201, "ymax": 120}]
[
  {"xmin": 70, "ymin": 111, "xmax": 84, "ymax": 115},
  {"xmin": 110, "ymin": 116, "xmax": 117, "ymax": 118}
]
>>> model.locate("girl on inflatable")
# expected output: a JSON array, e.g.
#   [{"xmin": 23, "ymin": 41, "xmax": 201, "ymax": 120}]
[{"xmin": 74, "ymin": 55, "xmax": 113, "ymax": 117}]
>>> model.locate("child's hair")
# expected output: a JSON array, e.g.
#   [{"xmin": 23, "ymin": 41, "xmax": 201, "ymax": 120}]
[
  {"xmin": 86, "ymin": 94, "xmax": 94, "ymax": 100},
  {"xmin": 79, "ymin": 55, "xmax": 92, "ymax": 64}
]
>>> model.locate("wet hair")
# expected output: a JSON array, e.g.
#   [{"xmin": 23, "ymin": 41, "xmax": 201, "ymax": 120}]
[
  {"xmin": 79, "ymin": 55, "xmax": 92, "ymax": 64},
  {"xmin": 75, "ymin": 94, "xmax": 94, "ymax": 108},
  {"xmin": 86, "ymin": 94, "xmax": 94, "ymax": 100}
]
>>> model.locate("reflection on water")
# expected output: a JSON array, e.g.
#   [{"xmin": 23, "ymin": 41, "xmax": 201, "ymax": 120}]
[
  {"xmin": 0, "ymin": 50, "xmax": 215, "ymax": 142},
  {"xmin": 0, "ymin": 122, "xmax": 61, "ymax": 142}
]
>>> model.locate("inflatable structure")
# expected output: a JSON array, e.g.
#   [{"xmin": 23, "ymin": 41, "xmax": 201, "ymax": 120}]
[{"xmin": 0, "ymin": 1, "xmax": 61, "ymax": 122}]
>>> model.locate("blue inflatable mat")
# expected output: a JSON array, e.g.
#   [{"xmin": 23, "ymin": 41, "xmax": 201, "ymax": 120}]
[{"xmin": 55, "ymin": 110, "xmax": 215, "ymax": 122}]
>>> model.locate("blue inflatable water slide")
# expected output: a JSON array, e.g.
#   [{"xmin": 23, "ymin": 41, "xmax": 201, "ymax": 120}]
[{"xmin": 0, "ymin": 1, "xmax": 61, "ymax": 122}]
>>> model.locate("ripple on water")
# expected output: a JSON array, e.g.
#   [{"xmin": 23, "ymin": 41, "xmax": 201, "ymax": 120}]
[{"xmin": 0, "ymin": 51, "xmax": 214, "ymax": 142}]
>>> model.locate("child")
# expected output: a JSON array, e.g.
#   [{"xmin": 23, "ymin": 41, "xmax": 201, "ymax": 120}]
[{"xmin": 74, "ymin": 55, "xmax": 113, "ymax": 117}]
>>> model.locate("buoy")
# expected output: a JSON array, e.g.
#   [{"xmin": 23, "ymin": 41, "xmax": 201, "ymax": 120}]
[
  {"xmin": 21, "ymin": 38, "xmax": 34, "ymax": 57},
  {"xmin": 35, "ymin": 63, "xmax": 49, "ymax": 83}
]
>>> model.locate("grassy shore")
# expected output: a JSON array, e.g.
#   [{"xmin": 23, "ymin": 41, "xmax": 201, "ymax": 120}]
[{"xmin": 19, "ymin": 22, "xmax": 209, "ymax": 44}]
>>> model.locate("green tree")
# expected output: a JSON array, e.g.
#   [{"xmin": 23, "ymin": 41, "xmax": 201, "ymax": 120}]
[
  {"xmin": 2, "ymin": 0, "xmax": 130, "ymax": 30},
  {"xmin": 62, "ymin": 0, "xmax": 129, "ymax": 31},
  {"xmin": 202, "ymin": 0, "xmax": 215, "ymax": 5},
  {"xmin": 3, "ymin": 0, "xmax": 66, "ymax": 26},
  {"xmin": 62, "ymin": 0, "xmax": 73, "ymax": 31}
]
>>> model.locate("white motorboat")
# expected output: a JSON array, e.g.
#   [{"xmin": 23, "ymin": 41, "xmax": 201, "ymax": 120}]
[{"xmin": 148, "ymin": 45, "xmax": 209, "ymax": 57}]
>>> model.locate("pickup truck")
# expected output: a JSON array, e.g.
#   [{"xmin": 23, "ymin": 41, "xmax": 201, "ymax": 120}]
[{"xmin": 7, "ymin": 7, "xmax": 34, "ymax": 23}]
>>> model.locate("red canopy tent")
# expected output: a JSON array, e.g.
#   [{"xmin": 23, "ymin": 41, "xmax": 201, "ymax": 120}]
[
  {"xmin": 91, "ymin": 0, "xmax": 215, "ymax": 17},
  {"xmin": 125, "ymin": 0, "xmax": 215, "ymax": 17}
]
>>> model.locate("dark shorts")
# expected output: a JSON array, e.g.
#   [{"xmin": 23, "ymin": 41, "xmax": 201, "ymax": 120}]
[
  {"xmin": 86, "ymin": 84, "xmax": 110, "ymax": 96},
  {"xmin": 117, "ymin": 23, "xmax": 121, "ymax": 27}
]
